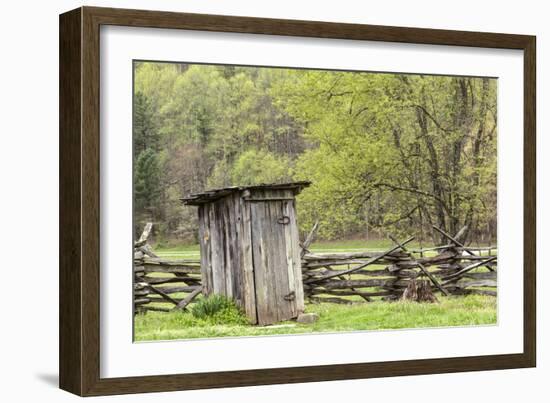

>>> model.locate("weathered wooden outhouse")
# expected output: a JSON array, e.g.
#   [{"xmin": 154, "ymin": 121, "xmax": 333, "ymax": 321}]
[{"xmin": 182, "ymin": 182, "xmax": 310, "ymax": 325}]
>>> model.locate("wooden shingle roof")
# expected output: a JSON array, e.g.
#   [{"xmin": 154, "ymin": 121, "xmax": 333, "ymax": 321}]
[{"xmin": 181, "ymin": 181, "xmax": 311, "ymax": 205}]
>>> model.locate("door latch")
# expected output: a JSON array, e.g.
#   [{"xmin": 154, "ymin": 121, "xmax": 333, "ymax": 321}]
[{"xmin": 277, "ymin": 216, "xmax": 290, "ymax": 225}]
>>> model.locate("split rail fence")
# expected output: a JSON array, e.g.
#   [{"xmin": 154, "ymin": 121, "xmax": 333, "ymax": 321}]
[
  {"xmin": 134, "ymin": 223, "xmax": 202, "ymax": 313},
  {"xmin": 301, "ymin": 224, "xmax": 497, "ymax": 304},
  {"xmin": 134, "ymin": 223, "xmax": 497, "ymax": 313}
]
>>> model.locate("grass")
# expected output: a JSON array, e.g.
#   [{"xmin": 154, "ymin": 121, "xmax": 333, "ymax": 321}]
[
  {"xmin": 153, "ymin": 239, "xmax": 497, "ymax": 259},
  {"xmin": 152, "ymin": 243, "xmax": 201, "ymax": 259},
  {"xmin": 154, "ymin": 239, "xmax": 397, "ymax": 258},
  {"xmin": 134, "ymin": 295, "xmax": 497, "ymax": 341}
]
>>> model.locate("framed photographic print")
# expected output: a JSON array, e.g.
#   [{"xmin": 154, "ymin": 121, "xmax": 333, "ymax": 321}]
[{"xmin": 59, "ymin": 6, "xmax": 536, "ymax": 396}]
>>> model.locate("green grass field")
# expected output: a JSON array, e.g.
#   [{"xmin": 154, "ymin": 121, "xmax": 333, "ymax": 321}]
[
  {"xmin": 135, "ymin": 239, "xmax": 497, "ymax": 342},
  {"xmin": 134, "ymin": 295, "xmax": 497, "ymax": 341},
  {"xmin": 152, "ymin": 238, "xmax": 497, "ymax": 259},
  {"xmin": 153, "ymin": 239, "xmax": 399, "ymax": 259}
]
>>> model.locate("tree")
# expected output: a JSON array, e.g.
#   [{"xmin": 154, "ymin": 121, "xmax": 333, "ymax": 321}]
[
  {"xmin": 133, "ymin": 88, "xmax": 163, "ymax": 236},
  {"xmin": 134, "ymin": 149, "xmax": 162, "ymax": 223},
  {"xmin": 133, "ymin": 91, "xmax": 159, "ymax": 156},
  {"xmin": 274, "ymin": 70, "xmax": 497, "ymax": 242},
  {"xmin": 230, "ymin": 149, "xmax": 293, "ymax": 186}
]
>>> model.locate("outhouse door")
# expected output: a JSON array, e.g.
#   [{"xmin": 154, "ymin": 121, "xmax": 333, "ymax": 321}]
[{"xmin": 248, "ymin": 198, "xmax": 303, "ymax": 325}]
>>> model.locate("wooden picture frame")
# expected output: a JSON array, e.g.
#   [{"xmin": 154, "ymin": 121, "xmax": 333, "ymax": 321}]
[{"xmin": 59, "ymin": 6, "xmax": 536, "ymax": 396}]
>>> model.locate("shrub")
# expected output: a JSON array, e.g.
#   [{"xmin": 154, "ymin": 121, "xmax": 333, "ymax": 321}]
[
  {"xmin": 191, "ymin": 294, "xmax": 233, "ymax": 318},
  {"xmin": 190, "ymin": 294, "xmax": 248, "ymax": 325}
]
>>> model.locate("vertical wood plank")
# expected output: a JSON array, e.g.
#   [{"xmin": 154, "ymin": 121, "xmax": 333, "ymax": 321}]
[
  {"xmin": 264, "ymin": 198, "xmax": 281, "ymax": 323},
  {"xmin": 222, "ymin": 199, "xmax": 233, "ymax": 298},
  {"xmin": 209, "ymin": 202, "xmax": 222, "ymax": 294},
  {"xmin": 218, "ymin": 202, "xmax": 227, "ymax": 296},
  {"xmin": 282, "ymin": 195, "xmax": 300, "ymax": 316},
  {"xmin": 205, "ymin": 205, "xmax": 213, "ymax": 294},
  {"xmin": 231, "ymin": 194, "xmax": 243, "ymax": 307},
  {"xmin": 251, "ymin": 200, "xmax": 269, "ymax": 325},
  {"xmin": 198, "ymin": 205, "xmax": 211, "ymax": 294},
  {"xmin": 287, "ymin": 196, "xmax": 305, "ymax": 313},
  {"xmin": 239, "ymin": 192, "xmax": 257, "ymax": 323}
]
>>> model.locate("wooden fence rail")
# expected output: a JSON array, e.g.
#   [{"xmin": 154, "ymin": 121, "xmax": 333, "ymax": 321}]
[
  {"xmin": 134, "ymin": 223, "xmax": 497, "ymax": 313},
  {"xmin": 134, "ymin": 257, "xmax": 202, "ymax": 313},
  {"xmin": 302, "ymin": 251, "xmax": 497, "ymax": 304},
  {"xmin": 134, "ymin": 224, "xmax": 203, "ymax": 313},
  {"xmin": 301, "ymin": 224, "xmax": 497, "ymax": 304}
]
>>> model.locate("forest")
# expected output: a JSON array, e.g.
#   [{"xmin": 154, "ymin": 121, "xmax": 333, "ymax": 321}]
[{"xmin": 133, "ymin": 61, "xmax": 497, "ymax": 246}]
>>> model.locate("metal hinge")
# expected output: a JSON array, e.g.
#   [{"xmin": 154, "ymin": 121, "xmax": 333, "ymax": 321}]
[{"xmin": 284, "ymin": 291, "xmax": 296, "ymax": 301}]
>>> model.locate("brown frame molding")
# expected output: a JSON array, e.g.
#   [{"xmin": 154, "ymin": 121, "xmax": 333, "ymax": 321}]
[{"xmin": 59, "ymin": 6, "xmax": 536, "ymax": 396}]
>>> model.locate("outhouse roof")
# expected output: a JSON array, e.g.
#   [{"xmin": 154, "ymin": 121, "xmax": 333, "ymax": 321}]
[{"xmin": 181, "ymin": 181, "xmax": 311, "ymax": 206}]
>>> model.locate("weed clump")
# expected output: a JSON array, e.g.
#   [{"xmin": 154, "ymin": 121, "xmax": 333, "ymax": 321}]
[{"xmin": 190, "ymin": 294, "xmax": 248, "ymax": 325}]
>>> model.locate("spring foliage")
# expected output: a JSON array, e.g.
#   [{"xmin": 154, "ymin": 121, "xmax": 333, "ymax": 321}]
[{"xmin": 134, "ymin": 62, "xmax": 497, "ymax": 244}]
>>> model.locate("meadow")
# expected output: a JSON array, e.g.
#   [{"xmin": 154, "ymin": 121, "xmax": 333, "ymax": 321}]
[
  {"xmin": 134, "ymin": 295, "xmax": 496, "ymax": 341},
  {"xmin": 148, "ymin": 238, "xmax": 460, "ymax": 260}
]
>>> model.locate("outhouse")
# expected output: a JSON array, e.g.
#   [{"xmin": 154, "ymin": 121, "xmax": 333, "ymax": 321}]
[{"xmin": 182, "ymin": 182, "xmax": 310, "ymax": 325}]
